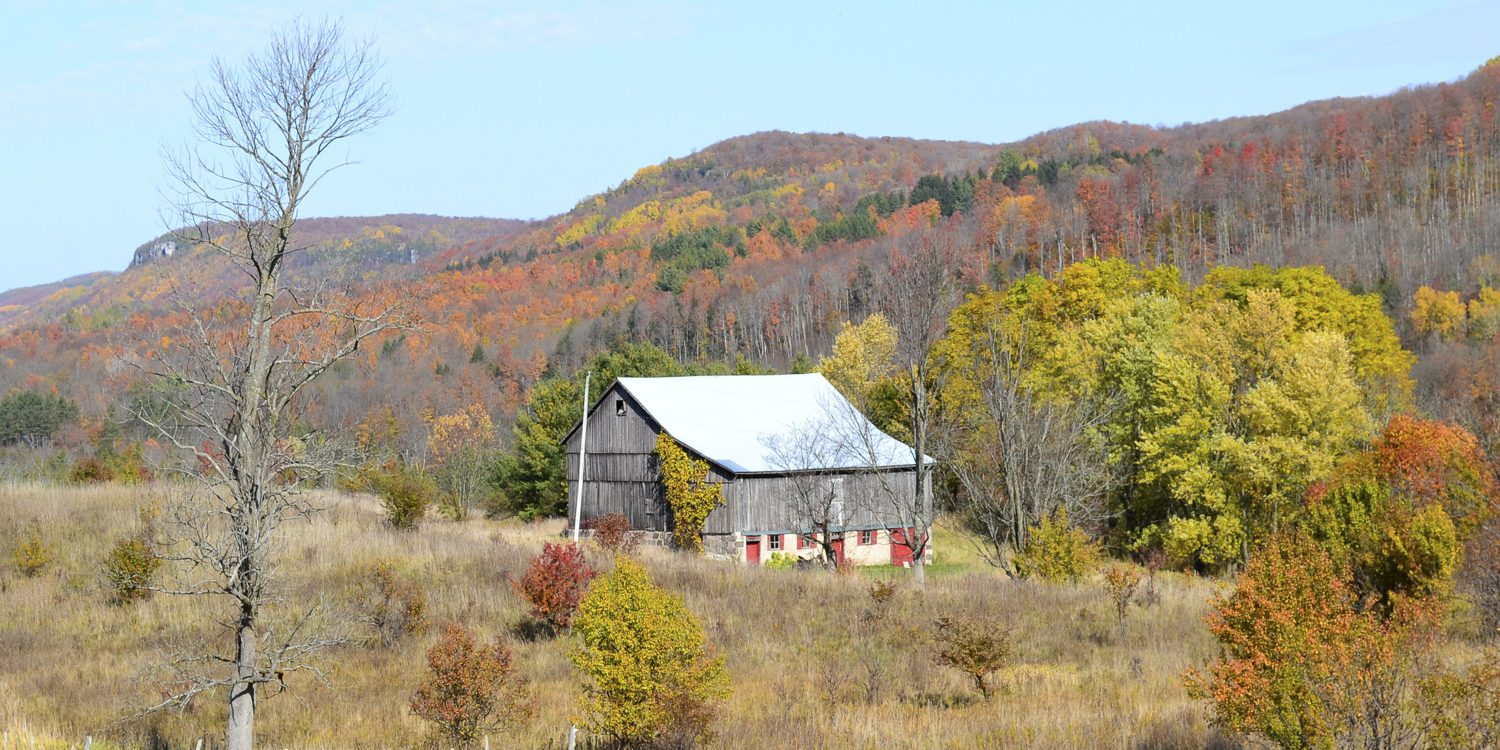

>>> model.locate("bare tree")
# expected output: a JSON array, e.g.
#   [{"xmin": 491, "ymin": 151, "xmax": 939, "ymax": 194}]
[
  {"xmin": 762, "ymin": 414, "xmax": 857, "ymax": 571},
  {"xmin": 131, "ymin": 20, "xmax": 395, "ymax": 750},
  {"xmin": 878, "ymin": 234, "xmax": 960, "ymax": 586},
  {"xmin": 942, "ymin": 318, "xmax": 1116, "ymax": 573}
]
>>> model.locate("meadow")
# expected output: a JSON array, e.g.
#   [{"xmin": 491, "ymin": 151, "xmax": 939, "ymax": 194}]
[{"xmin": 0, "ymin": 482, "xmax": 1233, "ymax": 749}]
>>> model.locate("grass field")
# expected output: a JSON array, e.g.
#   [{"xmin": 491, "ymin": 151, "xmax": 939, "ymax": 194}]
[{"xmin": 0, "ymin": 482, "xmax": 1234, "ymax": 749}]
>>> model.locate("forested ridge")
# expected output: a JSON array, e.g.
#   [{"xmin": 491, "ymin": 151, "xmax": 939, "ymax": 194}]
[{"xmin": 3, "ymin": 61, "xmax": 1500, "ymax": 476}]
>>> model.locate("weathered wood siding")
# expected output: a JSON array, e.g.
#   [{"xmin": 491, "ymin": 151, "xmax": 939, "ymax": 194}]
[
  {"xmin": 563, "ymin": 382, "xmax": 926, "ymax": 537},
  {"xmin": 728, "ymin": 471, "xmax": 923, "ymax": 534},
  {"xmin": 563, "ymin": 384, "xmax": 735, "ymax": 533}
]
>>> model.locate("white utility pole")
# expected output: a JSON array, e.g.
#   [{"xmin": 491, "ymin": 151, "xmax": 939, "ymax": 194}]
[{"xmin": 571, "ymin": 371, "xmax": 592, "ymax": 543}]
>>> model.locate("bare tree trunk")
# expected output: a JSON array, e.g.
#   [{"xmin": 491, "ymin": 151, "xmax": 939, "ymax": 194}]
[
  {"xmin": 129, "ymin": 22, "xmax": 396, "ymax": 750},
  {"xmin": 911, "ymin": 363, "xmax": 930, "ymax": 586},
  {"xmin": 228, "ymin": 613, "xmax": 257, "ymax": 749}
]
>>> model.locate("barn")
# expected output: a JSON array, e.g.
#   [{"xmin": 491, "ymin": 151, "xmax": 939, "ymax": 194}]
[{"xmin": 562, "ymin": 373, "xmax": 932, "ymax": 566}]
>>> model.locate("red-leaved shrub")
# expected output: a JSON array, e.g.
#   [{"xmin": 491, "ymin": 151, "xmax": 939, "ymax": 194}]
[
  {"xmin": 513, "ymin": 542, "xmax": 596, "ymax": 632},
  {"xmin": 588, "ymin": 512, "xmax": 638, "ymax": 555}
]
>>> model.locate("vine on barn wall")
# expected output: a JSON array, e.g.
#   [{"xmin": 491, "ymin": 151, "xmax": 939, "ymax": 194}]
[{"xmin": 655, "ymin": 433, "xmax": 724, "ymax": 553}]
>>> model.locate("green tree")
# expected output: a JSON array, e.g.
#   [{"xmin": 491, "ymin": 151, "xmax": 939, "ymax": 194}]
[
  {"xmin": 492, "ymin": 343, "xmax": 687, "ymax": 520},
  {"xmin": 0, "ymin": 390, "xmax": 79, "ymax": 447},
  {"xmin": 571, "ymin": 558, "xmax": 729, "ymax": 747}
]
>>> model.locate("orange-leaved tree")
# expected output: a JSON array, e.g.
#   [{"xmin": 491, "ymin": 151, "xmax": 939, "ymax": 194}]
[
  {"xmin": 1304, "ymin": 416, "xmax": 1497, "ymax": 607},
  {"xmin": 512, "ymin": 542, "xmax": 596, "ymax": 633},
  {"xmin": 1189, "ymin": 534, "xmax": 1437, "ymax": 750}
]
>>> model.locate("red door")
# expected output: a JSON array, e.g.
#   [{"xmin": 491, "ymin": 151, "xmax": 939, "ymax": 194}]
[
  {"xmin": 831, "ymin": 536, "xmax": 845, "ymax": 565},
  {"xmin": 745, "ymin": 536, "xmax": 761, "ymax": 565},
  {"xmin": 890, "ymin": 528, "xmax": 914, "ymax": 566}
]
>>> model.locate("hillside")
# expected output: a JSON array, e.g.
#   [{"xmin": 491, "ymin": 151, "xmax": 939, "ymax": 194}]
[
  {"xmin": 4, "ymin": 64, "xmax": 1500, "ymax": 451},
  {"xmin": 0, "ymin": 272, "xmax": 116, "ymax": 323}
]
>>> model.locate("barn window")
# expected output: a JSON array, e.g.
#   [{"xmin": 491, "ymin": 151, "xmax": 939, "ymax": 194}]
[
  {"xmin": 859, "ymin": 529, "xmax": 875, "ymax": 545},
  {"xmin": 615, "ymin": 398, "xmax": 626, "ymax": 416},
  {"xmin": 768, "ymin": 534, "xmax": 782, "ymax": 551}
]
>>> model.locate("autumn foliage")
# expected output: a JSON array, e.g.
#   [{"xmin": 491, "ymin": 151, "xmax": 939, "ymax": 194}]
[
  {"xmin": 571, "ymin": 558, "xmax": 728, "ymax": 747},
  {"xmin": 655, "ymin": 434, "xmax": 724, "ymax": 553},
  {"xmin": 1304, "ymin": 416, "xmax": 1498, "ymax": 606},
  {"xmin": 512, "ymin": 542, "xmax": 596, "ymax": 633},
  {"xmin": 409, "ymin": 623, "xmax": 531, "ymax": 748},
  {"xmin": 587, "ymin": 512, "xmax": 638, "ymax": 555},
  {"xmin": 932, "ymin": 615, "xmax": 1012, "ymax": 700},
  {"xmin": 1190, "ymin": 534, "xmax": 1438, "ymax": 750}
]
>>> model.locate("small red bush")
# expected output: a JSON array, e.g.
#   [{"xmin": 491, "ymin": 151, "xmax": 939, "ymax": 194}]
[
  {"xmin": 587, "ymin": 513, "xmax": 638, "ymax": 554},
  {"xmin": 409, "ymin": 623, "xmax": 530, "ymax": 747},
  {"xmin": 513, "ymin": 542, "xmax": 597, "ymax": 632}
]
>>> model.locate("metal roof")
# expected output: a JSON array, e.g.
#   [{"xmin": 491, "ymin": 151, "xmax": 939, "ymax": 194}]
[{"xmin": 612, "ymin": 373, "xmax": 922, "ymax": 475}]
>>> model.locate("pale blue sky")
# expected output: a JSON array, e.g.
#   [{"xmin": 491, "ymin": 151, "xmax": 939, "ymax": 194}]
[{"xmin": 2, "ymin": 0, "xmax": 1497, "ymax": 290}]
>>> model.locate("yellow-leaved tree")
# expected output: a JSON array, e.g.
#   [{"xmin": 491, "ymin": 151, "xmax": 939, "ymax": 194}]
[
  {"xmin": 571, "ymin": 558, "xmax": 729, "ymax": 747},
  {"xmin": 427, "ymin": 402, "xmax": 496, "ymax": 520},
  {"xmin": 1411, "ymin": 286, "xmax": 1466, "ymax": 342},
  {"xmin": 818, "ymin": 312, "xmax": 907, "ymax": 438}
]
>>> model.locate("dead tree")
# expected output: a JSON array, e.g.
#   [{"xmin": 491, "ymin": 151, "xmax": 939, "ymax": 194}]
[
  {"xmin": 762, "ymin": 414, "xmax": 857, "ymax": 571},
  {"xmin": 942, "ymin": 318, "xmax": 1116, "ymax": 572},
  {"xmin": 131, "ymin": 20, "xmax": 395, "ymax": 750},
  {"xmin": 877, "ymin": 234, "xmax": 960, "ymax": 586}
]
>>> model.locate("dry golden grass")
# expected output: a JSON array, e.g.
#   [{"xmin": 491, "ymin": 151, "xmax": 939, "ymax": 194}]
[{"xmin": 0, "ymin": 482, "xmax": 1234, "ymax": 749}]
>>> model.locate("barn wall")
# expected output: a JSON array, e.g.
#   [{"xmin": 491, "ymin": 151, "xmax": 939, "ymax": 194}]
[
  {"xmin": 732, "ymin": 470, "xmax": 922, "ymax": 534},
  {"xmin": 563, "ymin": 384, "xmax": 735, "ymax": 534}
]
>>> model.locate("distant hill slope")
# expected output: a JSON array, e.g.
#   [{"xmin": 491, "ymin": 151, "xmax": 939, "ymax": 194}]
[
  {"xmin": 0, "ymin": 214, "xmax": 531, "ymax": 330},
  {"xmin": 5, "ymin": 63, "xmax": 1500, "ymax": 448},
  {"xmin": 0, "ymin": 272, "xmax": 117, "ymax": 326}
]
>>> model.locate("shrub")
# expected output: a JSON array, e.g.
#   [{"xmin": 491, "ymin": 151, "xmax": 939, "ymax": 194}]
[
  {"xmin": 374, "ymin": 466, "xmax": 436, "ymax": 530},
  {"xmin": 409, "ymin": 623, "xmax": 531, "ymax": 748},
  {"xmin": 1417, "ymin": 647, "xmax": 1500, "ymax": 750},
  {"xmin": 360, "ymin": 561, "xmax": 427, "ymax": 647},
  {"xmin": 69, "ymin": 456, "xmax": 114, "ymax": 484},
  {"xmin": 932, "ymin": 615, "xmax": 1011, "ymax": 700},
  {"xmin": 1012, "ymin": 507, "xmax": 1100, "ymax": 582},
  {"xmin": 1102, "ymin": 565, "xmax": 1141, "ymax": 626},
  {"xmin": 655, "ymin": 434, "xmax": 724, "ymax": 553},
  {"xmin": 764, "ymin": 552, "xmax": 798, "ymax": 570},
  {"xmin": 12, "ymin": 528, "xmax": 53, "ymax": 577},
  {"xmin": 571, "ymin": 558, "xmax": 729, "ymax": 747},
  {"xmin": 587, "ymin": 512, "xmax": 638, "ymax": 555},
  {"xmin": 1188, "ymin": 534, "xmax": 1437, "ymax": 750},
  {"xmin": 868, "ymin": 580, "xmax": 898, "ymax": 610},
  {"xmin": 103, "ymin": 536, "xmax": 160, "ymax": 605},
  {"xmin": 513, "ymin": 542, "xmax": 596, "ymax": 633}
]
